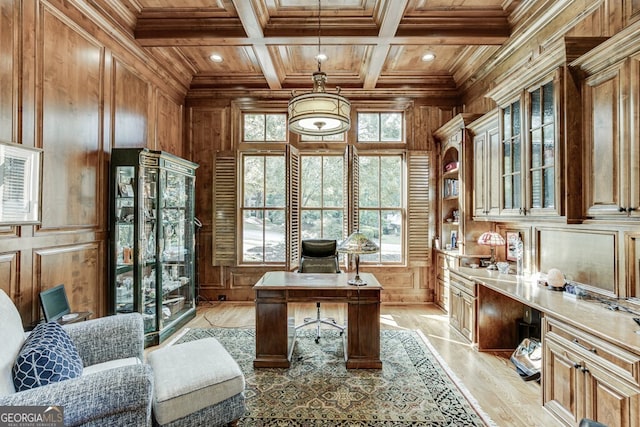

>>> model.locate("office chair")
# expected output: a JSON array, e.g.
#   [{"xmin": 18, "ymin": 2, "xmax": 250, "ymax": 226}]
[{"xmin": 295, "ymin": 239, "xmax": 345, "ymax": 344}]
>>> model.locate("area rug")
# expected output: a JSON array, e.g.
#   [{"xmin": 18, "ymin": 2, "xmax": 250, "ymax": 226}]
[{"xmin": 175, "ymin": 328, "xmax": 495, "ymax": 426}]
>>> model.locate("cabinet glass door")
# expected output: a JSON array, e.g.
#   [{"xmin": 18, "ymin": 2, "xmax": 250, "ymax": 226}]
[
  {"xmin": 139, "ymin": 166, "xmax": 158, "ymax": 333},
  {"xmin": 158, "ymin": 168, "xmax": 195, "ymax": 328},
  {"xmin": 114, "ymin": 166, "xmax": 137, "ymax": 315},
  {"xmin": 502, "ymin": 99, "xmax": 522, "ymax": 213}
]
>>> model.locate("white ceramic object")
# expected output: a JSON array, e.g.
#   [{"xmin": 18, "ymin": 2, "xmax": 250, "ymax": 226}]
[{"xmin": 547, "ymin": 268, "xmax": 565, "ymax": 288}]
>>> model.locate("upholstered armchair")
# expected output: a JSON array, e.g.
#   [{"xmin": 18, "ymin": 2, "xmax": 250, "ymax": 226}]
[{"xmin": 0, "ymin": 290, "xmax": 153, "ymax": 426}]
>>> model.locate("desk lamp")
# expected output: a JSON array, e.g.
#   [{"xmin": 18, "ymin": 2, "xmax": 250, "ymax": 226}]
[
  {"xmin": 477, "ymin": 231, "xmax": 505, "ymax": 270},
  {"xmin": 337, "ymin": 231, "xmax": 379, "ymax": 286}
]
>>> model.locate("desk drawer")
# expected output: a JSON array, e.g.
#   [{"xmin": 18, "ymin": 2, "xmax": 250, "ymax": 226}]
[
  {"xmin": 545, "ymin": 317, "xmax": 640, "ymax": 386},
  {"xmin": 449, "ymin": 271, "xmax": 476, "ymax": 297}
]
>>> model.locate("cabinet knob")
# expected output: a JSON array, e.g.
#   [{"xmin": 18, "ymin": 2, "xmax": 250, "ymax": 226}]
[
  {"xmin": 619, "ymin": 206, "xmax": 627, "ymax": 213},
  {"xmin": 581, "ymin": 367, "xmax": 589, "ymax": 374},
  {"xmin": 627, "ymin": 207, "xmax": 637, "ymax": 213},
  {"xmin": 573, "ymin": 363, "xmax": 581, "ymax": 369}
]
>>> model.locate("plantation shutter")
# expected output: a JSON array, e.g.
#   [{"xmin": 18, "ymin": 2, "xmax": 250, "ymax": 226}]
[
  {"xmin": 407, "ymin": 152, "xmax": 431, "ymax": 266},
  {"xmin": 345, "ymin": 144, "xmax": 359, "ymax": 235},
  {"xmin": 287, "ymin": 145, "xmax": 300, "ymax": 270},
  {"xmin": 212, "ymin": 151, "xmax": 237, "ymax": 266}
]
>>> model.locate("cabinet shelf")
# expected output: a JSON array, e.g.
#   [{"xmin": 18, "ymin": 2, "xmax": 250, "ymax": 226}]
[{"xmin": 442, "ymin": 168, "xmax": 459, "ymax": 179}]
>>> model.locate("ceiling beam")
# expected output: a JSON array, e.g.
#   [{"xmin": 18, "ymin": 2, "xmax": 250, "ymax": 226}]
[
  {"xmin": 232, "ymin": 0, "xmax": 281, "ymax": 90},
  {"xmin": 134, "ymin": 15, "xmax": 510, "ymax": 47},
  {"xmin": 363, "ymin": 0, "xmax": 408, "ymax": 89}
]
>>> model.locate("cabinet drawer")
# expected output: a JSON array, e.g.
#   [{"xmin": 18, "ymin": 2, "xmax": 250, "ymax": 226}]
[
  {"xmin": 449, "ymin": 271, "xmax": 476, "ymax": 297},
  {"xmin": 545, "ymin": 317, "xmax": 640, "ymax": 386}
]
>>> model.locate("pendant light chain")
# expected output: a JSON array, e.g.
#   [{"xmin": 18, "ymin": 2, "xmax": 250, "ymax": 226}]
[
  {"xmin": 317, "ymin": 0, "xmax": 322, "ymax": 72},
  {"xmin": 287, "ymin": 0, "xmax": 351, "ymax": 137}
]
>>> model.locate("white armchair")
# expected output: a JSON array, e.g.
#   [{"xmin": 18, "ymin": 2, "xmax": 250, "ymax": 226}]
[{"xmin": 0, "ymin": 289, "xmax": 153, "ymax": 426}]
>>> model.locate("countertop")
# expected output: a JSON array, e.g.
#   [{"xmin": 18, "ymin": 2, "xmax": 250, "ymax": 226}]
[{"xmin": 453, "ymin": 266, "xmax": 640, "ymax": 354}]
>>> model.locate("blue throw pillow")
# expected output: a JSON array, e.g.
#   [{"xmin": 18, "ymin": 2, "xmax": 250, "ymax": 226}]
[{"xmin": 13, "ymin": 322, "xmax": 83, "ymax": 391}]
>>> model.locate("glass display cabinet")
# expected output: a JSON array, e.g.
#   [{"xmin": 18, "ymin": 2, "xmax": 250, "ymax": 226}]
[{"xmin": 109, "ymin": 148, "xmax": 198, "ymax": 346}]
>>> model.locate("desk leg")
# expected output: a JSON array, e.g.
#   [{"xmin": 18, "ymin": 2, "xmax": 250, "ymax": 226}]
[
  {"xmin": 346, "ymin": 291, "xmax": 382, "ymax": 369},
  {"xmin": 254, "ymin": 290, "xmax": 290, "ymax": 368}
]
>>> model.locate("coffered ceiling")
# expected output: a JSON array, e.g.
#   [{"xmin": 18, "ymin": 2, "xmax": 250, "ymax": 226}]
[{"xmin": 95, "ymin": 0, "xmax": 524, "ymax": 98}]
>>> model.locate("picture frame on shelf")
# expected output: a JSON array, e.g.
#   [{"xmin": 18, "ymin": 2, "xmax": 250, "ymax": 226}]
[
  {"xmin": 0, "ymin": 141, "xmax": 42, "ymax": 225},
  {"xmin": 506, "ymin": 231, "xmax": 521, "ymax": 261}
]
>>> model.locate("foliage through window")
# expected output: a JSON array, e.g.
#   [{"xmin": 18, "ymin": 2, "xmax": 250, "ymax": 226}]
[
  {"xmin": 243, "ymin": 113, "xmax": 287, "ymax": 142},
  {"xmin": 357, "ymin": 112, "xmax": 403, "ymax": 142},
  {"xmin": 241, "ymin": 154, "xmax": 286, "ymax": 263},
  {"xmin": 300, "ymin": 133, "xmax": 345, "ymax": 142},
  {"xmin": 300, "ymin": 155, "xmax": 344, "ymax": 241},
  {"xmin": 358, "ymin": 155, "xmax": 403, "ymax": 263}
]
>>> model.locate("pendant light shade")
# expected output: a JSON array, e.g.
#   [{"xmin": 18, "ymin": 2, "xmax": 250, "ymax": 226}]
[
  {"xmin": 287, "ymin": 1, "xmax": 351, "ymax": 137},
  {"xmin": 288, "ymin": 72, "xmax": 351, "ymax": 136}
]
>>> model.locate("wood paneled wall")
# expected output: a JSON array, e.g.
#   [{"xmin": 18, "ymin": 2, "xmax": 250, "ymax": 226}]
[{"xmin": 1, "ymin": 0, "xmax": 187, "ymax": 327}]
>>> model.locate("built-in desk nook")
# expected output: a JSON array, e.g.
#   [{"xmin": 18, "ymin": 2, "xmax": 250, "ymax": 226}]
[{"xmin": 451, "ymin": 266, "xmax": 640, "ymax": 427}]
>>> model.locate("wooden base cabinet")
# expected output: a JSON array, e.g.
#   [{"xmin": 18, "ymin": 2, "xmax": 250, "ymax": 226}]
[
  {"xmin": 449, "ymin": 271, "xmax": 476, "ymax": 343},
  {"xmin": 543, "ymin": 317, "xmax": 640, "ymax": 427}
]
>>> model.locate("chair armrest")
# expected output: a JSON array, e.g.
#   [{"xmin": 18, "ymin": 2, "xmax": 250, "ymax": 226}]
[
  {"xmin": 63, "ymin": 313, "xmax": 144, "ymax": 367},
  {"xmin": 0, "ymin": 364, "xmax": 153, "ymax": 427}
]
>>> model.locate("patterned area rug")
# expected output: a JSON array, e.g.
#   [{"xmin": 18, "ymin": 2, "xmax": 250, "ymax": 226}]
[{"xmin": 175, "ymin": 328, "xmax": 494, "ymax": 426}]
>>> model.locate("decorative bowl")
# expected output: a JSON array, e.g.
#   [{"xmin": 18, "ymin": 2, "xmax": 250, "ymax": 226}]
[{"xmin": 496, "ymin": 262, "xmax": 510, "ymax": 274}]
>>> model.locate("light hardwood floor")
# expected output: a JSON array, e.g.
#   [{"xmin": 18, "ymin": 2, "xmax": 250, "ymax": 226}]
[{"xmin": 153, "ymin": 301, "xmax": 558, "ymax": 427}]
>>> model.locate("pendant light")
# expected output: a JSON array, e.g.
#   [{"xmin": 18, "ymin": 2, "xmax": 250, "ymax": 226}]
[{"xmin": 287, "ymin": 0, "xmax": 351, "ymax": 137}]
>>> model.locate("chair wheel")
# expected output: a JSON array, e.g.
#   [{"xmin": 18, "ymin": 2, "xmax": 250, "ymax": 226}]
[
  {"xmin": 315, "ymin": 337, "xmax": 320, "ymax": 344},
  {"xmin": 339, "ymin": 331, "xmax": 344, "ymax": 336}
]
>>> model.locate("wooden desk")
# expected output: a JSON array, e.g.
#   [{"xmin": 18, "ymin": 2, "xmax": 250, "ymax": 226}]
[{"xmin": 253, "ymin": 271, "xmax": 382, "ymax": 369}]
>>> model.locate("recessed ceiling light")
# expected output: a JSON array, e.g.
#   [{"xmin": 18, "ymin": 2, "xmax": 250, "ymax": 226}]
[
  {"xmin": 316, "ymin": 53, "xmax": 328, "ymax": 62},
  {"xmin": 421, "ymin": 52, "xmax": 436, "ymax": 62},
  {"xmin": 209, "ymin": 54, "xmax": 223, "ymax": 63}
]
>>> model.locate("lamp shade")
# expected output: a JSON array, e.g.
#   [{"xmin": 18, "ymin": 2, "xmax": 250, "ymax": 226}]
[
  {"xmin": 337, "ymin": 231, "xmax": 379, "ymax": 254},
  {"xmin": 477, "ymin": 231, "xmax": 505, "ymax": 247},
  {"xmin": 337, "ymin": 231, "xmax": 379, "ymax": 285},
  {"xmin": 288, "ymin": 72, "xmax": 351, "ymax": 136}
]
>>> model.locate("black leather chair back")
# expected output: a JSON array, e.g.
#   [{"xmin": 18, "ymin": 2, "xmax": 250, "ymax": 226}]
[{"xmin": 299, "ymin": 239, "xmax": 340, "ymax": 273}]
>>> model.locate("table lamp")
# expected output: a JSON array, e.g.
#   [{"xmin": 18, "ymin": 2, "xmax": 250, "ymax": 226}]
[
  {"xmin": 337, "ymin": 231, "xmax": 379, "ymax": 286},
  {"xmin": 477, "ymin": 231, "xmax": 505, "ymax": 270}
]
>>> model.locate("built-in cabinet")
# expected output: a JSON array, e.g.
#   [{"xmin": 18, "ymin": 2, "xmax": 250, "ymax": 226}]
[
  {"xmin": 490, "ymin": 72, "xmax": 561, "ymax": 219},
  {"xmin": 435, "ymin": 251, "xmax": 451, "ymax": 312},
  {"xmin": 543, "ymin": 317, "xmax": 640, "ymax": 427},
  {"xmin": 469, "ymin": 111, "xmax": 501, "ymax": 218},
  {"xmin": 108, "ymin": 148, "xmax": 198, "ymax": 346},
  {"xmin": 434, "ymin": 114, "xmax": 481, "ymax": 255},
  {"xmin": 574, "ymin": 49, "xmax": 640, "ymax": 219},
  {"xmin": 449, "ymin": 270, "xmax": 476, "ymax": 343}
]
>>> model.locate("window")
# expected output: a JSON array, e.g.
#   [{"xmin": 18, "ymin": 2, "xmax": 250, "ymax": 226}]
[
  {"xmin": 357, "ymin": 112, "xmax": 403, "ymax": 142},
  {"xmin": 300, "ymin": 155, "xmax": 345, "ymax": 240},
  {"xmin": 241, "ymin": 154, "xmax": 286, "ymax": 263},
  {"xmin": 529, "ymin": 81, "xmax": 555, "ymax": 209},
  {"xmin": 300, "ymin": 133, "xmax": 345, "ymax": 142},
  {"xmin": 358, "ymin": 155, "xmax": 403, "ymax": 263},
  {"xmin": 221, "ymin": 106, "xmax": 427, "ymax": 268},
  {"xmin": 502, "ymin": 100, "xmax": 522, "ymax": 210},
  {"xmin": 243, "ymin": 113, "xmax": 287, "ymax": 142}
]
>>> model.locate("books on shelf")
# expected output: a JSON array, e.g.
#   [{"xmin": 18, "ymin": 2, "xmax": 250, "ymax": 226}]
[{"xmin": 443, "ymin": 178, "xmax": 459, "ymax": 198}]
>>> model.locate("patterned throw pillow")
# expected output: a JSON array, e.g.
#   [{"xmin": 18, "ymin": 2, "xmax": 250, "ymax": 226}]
[{"xmin": 12, "ymin": 322, "xmax": 83, "ymax": 391}]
